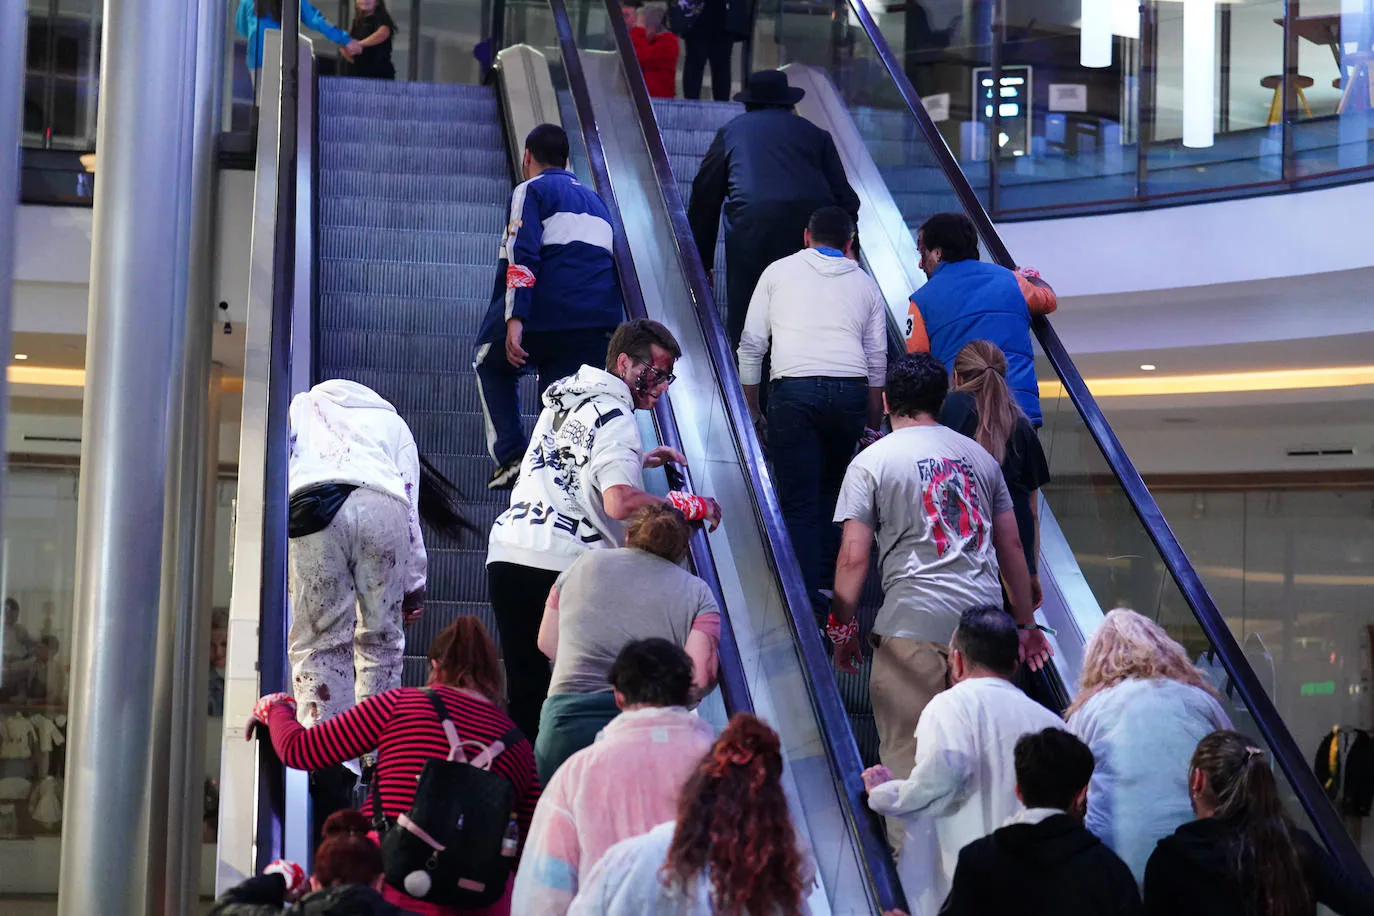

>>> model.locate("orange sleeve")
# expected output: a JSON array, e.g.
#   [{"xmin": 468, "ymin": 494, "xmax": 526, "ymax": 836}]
[
  {"xmin": 1017, "ymin": 272, "xmax": 1058, "ymax": 316},
  {"xmin": 905, "ymin": 299, "xmax": 930, "ymax": 354}
]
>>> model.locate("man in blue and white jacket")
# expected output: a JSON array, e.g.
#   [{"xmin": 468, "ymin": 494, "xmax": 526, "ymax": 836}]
[{"xmin": 475, "ymin": 124, "xmax": 624, "ymax": 490}]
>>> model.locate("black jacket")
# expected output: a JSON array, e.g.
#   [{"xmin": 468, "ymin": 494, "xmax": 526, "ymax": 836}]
[
  {"xmin": 1144, "ymin": 818, "xmax": 1374, "ymax": 916},
  {"xmin": 939, "ymin": 813, "xmax": 1143, "ymax": 916},
  {"xmin": 687, "ymin": 107, "xmax": 859, "ymax": 272},
  {"xmin": 209, "ymin": 874, "xmax": 417, "ymax": 916}
]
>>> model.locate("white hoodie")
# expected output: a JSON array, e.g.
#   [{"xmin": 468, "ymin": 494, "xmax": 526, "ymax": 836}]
[
  {"xmin": 737, "ymin": 246, "xmax": 888, "ymax": 386},
  {"xmin": 287, "ymin": 380, "xmax": 425, "ymax": 598},
  {"xmin": 487, "ymin": 366, "xmax": 644, "ymax": 572}
]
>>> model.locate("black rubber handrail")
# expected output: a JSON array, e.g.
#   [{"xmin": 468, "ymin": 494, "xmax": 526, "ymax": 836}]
[
  {"xmin": 256, "ymin": 0, "xmax": 302, "ymax": 873},
  {"xmin": 842, "ymin": 0, "xmax": 1370, "ymax": 879},
  {"xmin": 544, "ymin": 0, "xmax": 755, "ymax": 718},
  {"xmin": 594, "ymin": 3, "xmax": 908, "ymax": 911}
]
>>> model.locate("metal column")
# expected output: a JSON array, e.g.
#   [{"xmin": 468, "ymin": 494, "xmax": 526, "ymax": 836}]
[
  {"xmin": 0, "ymin": 2, "xmax": 24, "ymax": 546},
  {"xmin": 57, "ymin": 0, "xmax": 206, "ymax": 909},
  {"xmin": 157, "ymin": 0, "xmax": 227, "ymax": 904}
]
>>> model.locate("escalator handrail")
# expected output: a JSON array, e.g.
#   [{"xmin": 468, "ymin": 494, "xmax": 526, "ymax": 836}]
[
  {"xmin": 255, "ymin": 0, "xmax": 304, "ymax": 873},
  {"xmin": 594, "ymin": 4, "xmax": 908, "ymax": 911},
  {"xmin": 543, "ymin": 0, "xmax": 755, "ymax": 719},
  {"xmin": 839, "ymin": 0, "xmax": 1369, "ymax": 878}
]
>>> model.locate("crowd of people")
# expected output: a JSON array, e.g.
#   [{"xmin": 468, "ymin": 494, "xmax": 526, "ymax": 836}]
[{"xmin": 232, "ymin": 88, "xmax": 1374, "ymax": 915}]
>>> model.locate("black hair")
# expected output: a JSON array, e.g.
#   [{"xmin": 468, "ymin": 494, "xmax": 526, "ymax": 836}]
[
  {"xmin": 255, "ymin": 0, "xmax": 283, "ymax": 20},
  {"xmin": 606, "ymin": 318, "xmax": 682, "ymax": 371},
  {"xmin": 621, "ymin": 0, "xmax": 644, "ymax": 7},
  {"xmin": 807, "ymin": 206, "xmax": 855, "ymax": 251},
  {"xmin": 1014, "ymin": 728, "xmax": 1095, "ymax": 810},
  {"xmin": 884, "ymin": 352, "xmax": 948, "ymax": 419},
  {"xmin": 607, "ymin": 638, "xmax": 693, "ymax": 708},
  {"xmin": 951, "ymin": 604, "xmax": 1018, "ymax": 676},
  {"xmin": 351, "ymin": 0, "xmax": 397, "ymax": 35},
  {"xmin": 1191, "ymin": 731, "xmax": 1312, "ymax": 916},
  {"xmin": 525, "ymin": 123, "xmax": 570, "ymax": 169},
  {"xmin": 918, "ymin": 212, "xmax": 980, "ymax": 263},
  {"xmin": 3, "ymin": 598, "xmax": 17, "ymax": 617},
  {"xmin": 418, "ymin": 454, "xmax": 478, "ymax": 542}
]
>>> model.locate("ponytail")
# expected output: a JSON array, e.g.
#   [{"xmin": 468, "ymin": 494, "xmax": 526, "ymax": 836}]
[
  {"xmin": 951, "ymin": 340, "xmax": 1022, "ymax": 464},
  {"xmin": 1192, "ymin": 731, "xmax": 1312, "ymax": 916},
  {"xmin": 418, "ymin": 454, "xmax": 478, "ymax": 542}
]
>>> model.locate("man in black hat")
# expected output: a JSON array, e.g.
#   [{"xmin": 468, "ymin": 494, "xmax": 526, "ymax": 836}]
[{"xmin": 688, "ymin": 69, "xmax": 860, "ymax": 349}]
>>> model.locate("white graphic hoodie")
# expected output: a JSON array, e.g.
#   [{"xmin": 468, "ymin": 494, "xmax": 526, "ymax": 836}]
[
  {"xmin": 287, "ymin": 379, "xmax": 425, "ymax": 598},
  {"xmin": 487, "ymin": 366, "xmax": 644, "ymax": 572}
]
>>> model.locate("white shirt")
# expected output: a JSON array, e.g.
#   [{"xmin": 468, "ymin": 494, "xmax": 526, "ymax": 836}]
[
  {"xmin": 737, "ymin": 248, "xmax": 887, "ymax": 387},
  {"xmin": 867, "ymin": 676, "xmax": 1066, "ymax": 916}
]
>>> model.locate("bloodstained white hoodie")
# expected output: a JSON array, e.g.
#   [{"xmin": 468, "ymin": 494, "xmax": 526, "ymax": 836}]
[{"xmin": 287, "ymin": 380, "xmax": 425, "ymax": 598}]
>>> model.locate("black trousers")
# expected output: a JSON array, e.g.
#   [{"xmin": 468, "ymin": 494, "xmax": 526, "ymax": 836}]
[
  {"xmin": 487, "ymin": 561, "xmax": 561, "ymax": 742},
  {"xmin": 683, "ymin": 33, "xmax": 734, "ymax": 101}
]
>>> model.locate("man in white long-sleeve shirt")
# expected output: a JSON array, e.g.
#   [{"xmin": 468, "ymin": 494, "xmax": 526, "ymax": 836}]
[
  {"xmin": 737, "ymin": 205, "xmax": 887, "ymax": 615},
  {"xmin": 861, "ymin": 605, "xmax": 1064, "ymax": 915}
]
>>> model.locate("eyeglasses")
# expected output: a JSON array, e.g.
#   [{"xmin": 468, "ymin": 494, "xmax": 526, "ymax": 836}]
[{"xmin": 634, "ymin": 359, "xmax": 677, "ymax": 387}]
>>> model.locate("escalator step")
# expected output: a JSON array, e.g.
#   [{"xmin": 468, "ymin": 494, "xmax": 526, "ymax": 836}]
[
  {"xmin": 319, "ymin": 91, "xmax": 499, "ymax": 123},
  {"xmin": 320, "ymin": 171, "xmax": 511, "ymax": 206},
  {"xmin": 319, "ymin": 294, "xmax": 493, "ymax": 337},
  {"xmin": 319, "ymin": 229, "xmax": 498, "ymax": 267},
  {"xmin": 319, "ymin": 258, "xmax": 495, "ymax": 300},
  {"xmin": 320, "ymin": 198, "xmax": 506, "ymax": 234},
  {"xmin": 319, "ymin": 116, "xmax": 505, "ymax": 150},
  {"xmin": 322, "ymin": 141, "xmax": 509, "ymax": 178}
]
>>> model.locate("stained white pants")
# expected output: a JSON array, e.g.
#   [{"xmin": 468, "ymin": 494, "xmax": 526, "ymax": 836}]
[{"xmin": 287, "ymin": 487, "xmax": 410, "ymax": 726}]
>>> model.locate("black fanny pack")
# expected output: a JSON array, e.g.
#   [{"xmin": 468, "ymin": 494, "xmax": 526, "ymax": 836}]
[{"xmin": 288, "ymin": 483, "xmax": 359, "ymax": 538}]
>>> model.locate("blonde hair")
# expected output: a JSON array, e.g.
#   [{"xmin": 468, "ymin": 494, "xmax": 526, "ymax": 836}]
[
  {"xmin": 952, "ymin": 340, "xmax": 1023, "ymax": 464},
  {"xmin": 1065, "ymin": 608, "xmax": 1222, "ymax": 717}
]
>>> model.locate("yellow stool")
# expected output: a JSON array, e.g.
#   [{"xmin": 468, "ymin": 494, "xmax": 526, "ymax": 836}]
[{"xmin": 1262, "ymin": 74, "xmax": 1315, "ymax": 124}]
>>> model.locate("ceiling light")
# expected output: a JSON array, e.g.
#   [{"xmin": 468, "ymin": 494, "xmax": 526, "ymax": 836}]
[
  {"xmin": 1182, "ymin": 0, "xmax": 1216, "ymax": 148},
  {"xmin": 1140, "ymin": 363, "xmax": 1156, "ymax": 371},
  {"xmin": 13, "ymin": 353, "xmax": 28, "ymax": 361},
  {"xmin": 1081, "ymin": 0, "xmax": 1112, "ymax": 68},
  {"xmin": 1039, "ymin": 364, "xmax": 1374, "ymax": 399}
]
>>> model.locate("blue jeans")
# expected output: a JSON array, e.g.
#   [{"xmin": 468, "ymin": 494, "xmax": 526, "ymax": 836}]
[
  {"xmin": 474, "ymin": 327, "xmax": 615, "ymax": 466},
  {"xmin": 768, "ymin": 377, "xmax": 868, "ymax": 617},
  {"xmin": 534, "ymin": 691, "xmax": 622, "ymax": 785}
]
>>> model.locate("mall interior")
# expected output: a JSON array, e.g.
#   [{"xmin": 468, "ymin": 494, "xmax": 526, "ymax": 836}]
[{"xmin": 3, "ymin": 0, "xmax": 1373, "ymax": 911}]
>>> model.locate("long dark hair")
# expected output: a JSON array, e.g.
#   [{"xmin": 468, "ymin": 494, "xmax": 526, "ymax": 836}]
[
  {"xmin": 1191, "ymin": 730, "xmax": 1312, "ymax": 916},
  {"xmin": 418, "ymin": 454, "xmax": 477, "ymax": 542},
  {"xmin": 255, "ymin": 0, "xmax": 282, "ymax": 20},
  {"xmin": 351, "ymin": 0, "xmax": 398, "ymax": 33},
  {"xmin": 662, "ymin": 714, "xmax": 805, "ymax": 916}
]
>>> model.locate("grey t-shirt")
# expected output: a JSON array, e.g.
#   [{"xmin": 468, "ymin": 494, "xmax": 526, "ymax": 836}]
[
  {"xmin": 547, "ymin": 547, "xmax": 720, "ymax": 696},
  {"xmin": 833, "ymin": 423, "xmax": 1013, "ymax": 643}
]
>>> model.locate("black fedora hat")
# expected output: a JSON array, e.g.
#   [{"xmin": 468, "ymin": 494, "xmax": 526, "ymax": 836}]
[{"xmin": 733, "ymin": 70, "xmax": 805, "ymax": 106}]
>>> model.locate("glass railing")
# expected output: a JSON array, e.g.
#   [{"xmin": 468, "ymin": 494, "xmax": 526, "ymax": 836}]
[
  {"xmin": 673, "ymin": 0, "xmax": 1372, "ymax": 882},
  {"xmin": 753, "ymin": 0, "xmax": 1374, "ymax": 217}
]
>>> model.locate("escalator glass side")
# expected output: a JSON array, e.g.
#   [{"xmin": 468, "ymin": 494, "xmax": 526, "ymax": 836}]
[
  {"xmin": 515, "ymin": 0, "xmax": 902, "ymax": 910},
  {"xmin": 786, "ymin": 0, "xmax": 1368, "ymax": 879}
]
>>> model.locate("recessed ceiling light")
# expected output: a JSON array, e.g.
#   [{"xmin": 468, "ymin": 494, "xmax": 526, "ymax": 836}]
[
  {"xmin": 1139, "ymin": 364, "xmax": 1157, "ymax": 371},
  {"xmin": 13, "ymin": 353, "xmax": 28, "ymax": 361}
]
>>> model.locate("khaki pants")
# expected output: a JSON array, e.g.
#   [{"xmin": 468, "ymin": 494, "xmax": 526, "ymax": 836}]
[{"xmin": 870, "ymin": 635, "xmax": 950, "ymax": 852}]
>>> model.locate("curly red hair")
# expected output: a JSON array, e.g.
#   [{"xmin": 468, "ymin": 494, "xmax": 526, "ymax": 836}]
[{"xmin": 661, "ymin": 713, "xmax": 805, "ymax": 916}]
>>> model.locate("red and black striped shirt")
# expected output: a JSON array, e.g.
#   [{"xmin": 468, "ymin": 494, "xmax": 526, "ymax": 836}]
[{"xmin": 267, "ymin": 685, "xmax": 540, "ymax": 844}]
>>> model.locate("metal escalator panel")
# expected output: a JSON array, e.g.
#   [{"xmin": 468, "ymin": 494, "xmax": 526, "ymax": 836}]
[
  {"xmin": 314, "ymin": 77, "xmax": 519, "ymax": 686},
  {"xmin": 738, "ymin": 0, "xmax": 1369, "ymax": 882},
  {"xmin": 525, "ymin": 0, "xmax": 905, "ymax": 911}
]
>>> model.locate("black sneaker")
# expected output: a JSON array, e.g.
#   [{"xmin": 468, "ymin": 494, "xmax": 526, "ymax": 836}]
[{"xmin": 487, "ymin": 458, "xmax": 521, "ymax": 490}]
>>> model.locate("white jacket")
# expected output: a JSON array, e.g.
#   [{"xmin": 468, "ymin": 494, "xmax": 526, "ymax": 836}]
[
  {"xmin": 487, "ymin": 366, "xmax": 644, "ymax": 572},
  {"xmin": 287, "ymin": 380, "xmax": 425, "ymax": 597},
  {"xmin": 867, "ymin": 676, "xmax": 1065, "ymax": 916},
  {"xmin": 737, "ymin": 247, "xmax": 888, "ymax": 387}
]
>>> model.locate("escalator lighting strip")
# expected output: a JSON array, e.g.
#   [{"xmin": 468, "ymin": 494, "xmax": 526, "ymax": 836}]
[
  {"xmin": 1039, "ymin": 365, "xmax": 1374, "ymax": 398},
  {"xmin": 9, "ymin": 364, "xmax": 245, "ymax": 392}
]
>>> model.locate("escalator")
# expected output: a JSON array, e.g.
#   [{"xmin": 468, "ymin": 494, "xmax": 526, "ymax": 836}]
[
  {"xmin": 224, "ymin": 3, "xmax": 1370, "ymax": 914},
  {"xmin": 315, "ymin": 76, "xmax": 529, "ymax": 686}
]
